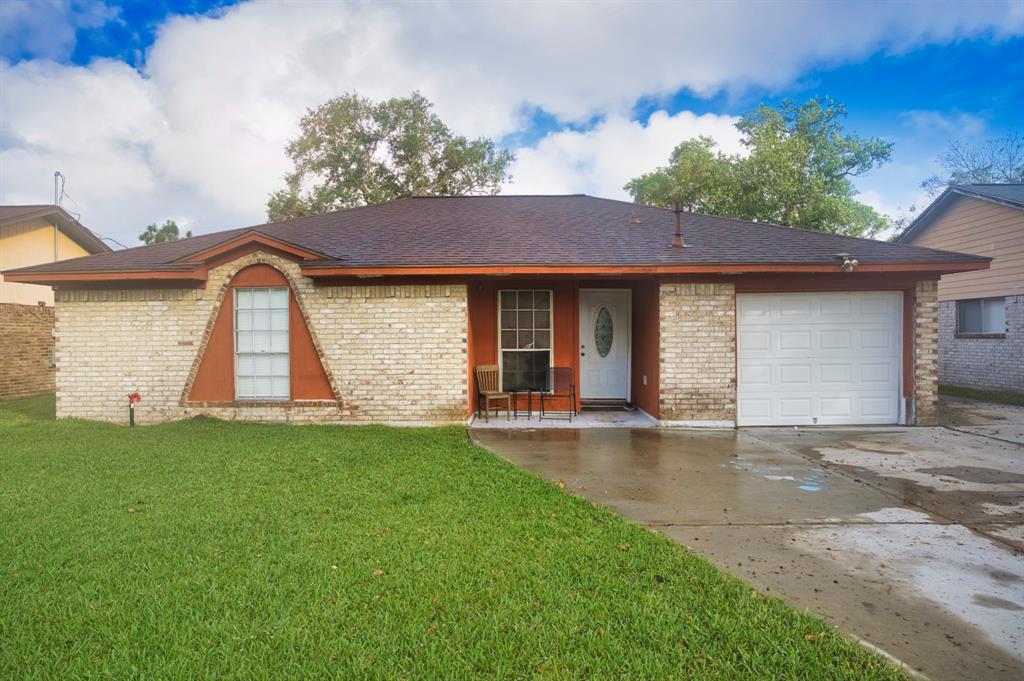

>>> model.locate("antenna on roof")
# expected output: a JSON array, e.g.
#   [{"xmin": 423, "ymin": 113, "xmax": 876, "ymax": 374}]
[
  {"xmin": 54, "ymin": 171, "xmax": 64, "ymax": 206},
  {"xmin": 52, "ymin": 170, "xmax": 81, "ymax": 220}
]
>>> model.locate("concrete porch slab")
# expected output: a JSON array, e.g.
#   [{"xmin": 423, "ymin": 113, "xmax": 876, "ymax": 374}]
[{"xmin": 470, "ymin": 409, "xmax": 658, "ymax": 429}]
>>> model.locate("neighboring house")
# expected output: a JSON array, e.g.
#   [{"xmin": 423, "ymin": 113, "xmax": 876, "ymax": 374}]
[
  {"xmin": 897, "ymin": 184, "xmax": 1023, "ymax": 393},
  {"xmin": 4, "ymin": 195, "xmax": 987, "ymax": 426},
  {"xmin": 0, "ymin": 205, "xmax": 110, "ymax": 400}
]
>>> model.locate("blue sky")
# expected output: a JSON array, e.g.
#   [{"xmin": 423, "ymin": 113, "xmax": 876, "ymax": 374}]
[{"xmin": 1, "ymin": 0, "xmax": 1022, "ymax": 245}]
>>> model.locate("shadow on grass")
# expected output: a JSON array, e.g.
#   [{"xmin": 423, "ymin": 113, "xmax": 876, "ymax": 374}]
[
  {"xmin": 0, "ymin": 393, "xmax": 56, "ymax": 422},
  {"xmin": 940, "ymin": 383, "xmax": 1024, "ymax": 407}
]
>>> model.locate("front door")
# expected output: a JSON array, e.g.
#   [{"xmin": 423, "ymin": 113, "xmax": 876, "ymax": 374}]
[{"xmin": 579, "ymin": 289, "xmax": 631, "ymax": 400}]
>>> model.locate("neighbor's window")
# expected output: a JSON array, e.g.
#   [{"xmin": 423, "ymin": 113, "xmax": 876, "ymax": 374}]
[
  {"xmin": 235, "ymin": 287, "xmax": 290, "ymax": 400},
  {"xmin": 957, "ymin": 297, "xmax": 1006, "ymax": 335},
  {"xmin": 499, "ymin": 290, "xmax": 552, "ymax": 391}
]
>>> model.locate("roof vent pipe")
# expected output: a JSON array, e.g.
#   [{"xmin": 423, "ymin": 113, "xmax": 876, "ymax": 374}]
[{"xmin": 672, "ymin": 202, "xmax": 686, "ymax": 248}]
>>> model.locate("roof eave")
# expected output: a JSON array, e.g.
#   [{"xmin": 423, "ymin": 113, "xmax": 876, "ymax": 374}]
[
  {"xmin": 0, "ymin": 206, "xmax": 112, "ymax": 254},
  {"xmin": 2, "ymin": 265, "xmax": 207, "ymax": 285},
  {"xmin": 299, "ymin": 261, "xmax": 991, "ymax": 278},
  {"xmin": 898, "ymin": 186, "xmax": 1024, "ymax": 243}
]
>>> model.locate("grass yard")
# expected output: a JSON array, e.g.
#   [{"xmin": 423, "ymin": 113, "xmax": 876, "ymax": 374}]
[{"xmin": 0, "ymin": 396, "xmax": 902, "ymax": 679}]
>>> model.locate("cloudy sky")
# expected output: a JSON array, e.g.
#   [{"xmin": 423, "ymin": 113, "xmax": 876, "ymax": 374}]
[{"xmin": 1, "ymin": 0, "xmax": 1022, "ymax": 247}]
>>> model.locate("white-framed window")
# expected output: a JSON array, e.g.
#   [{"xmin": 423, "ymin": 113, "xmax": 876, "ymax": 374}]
[
  {"xmin": 498, "ymin": 290, "xmax": 552, "ymax": 391},
  {"xmin": 956, "ymin": 297, "xmax": 1006, "ymax": 335},
  {"xmin": 234, "ymin": 287, "xmax": 290, "ymax": 400}
]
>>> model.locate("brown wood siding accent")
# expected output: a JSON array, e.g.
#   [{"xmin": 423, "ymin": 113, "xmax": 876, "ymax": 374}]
[
  {"xmin": 467, "ymin": 278, "xmax": 579, "ymax": 414},
  {"xmin": 732, "ymin": 272, "xmax": 926, "ymax": 292},
  {"xmin": 467, "ymin": 277, "xmax": 661, "ymax": 417},
  {"xmin": 904, "ymin": 195, "xmax": 1024, "ymax": 300},
  {"xmin": 188, "ymin": 264, "xmax": 333, "ymax": 402},
  {"xmin": 629, "ymin": 279, "xmax": 660, "ymax": 417}
]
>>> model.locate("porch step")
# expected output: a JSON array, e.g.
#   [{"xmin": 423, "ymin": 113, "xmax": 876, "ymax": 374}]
[{"xmin": 580, "ymin": 399, "xmax": 629, "ymax": 411}]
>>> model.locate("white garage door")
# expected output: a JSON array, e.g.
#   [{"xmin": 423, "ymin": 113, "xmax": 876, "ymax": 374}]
[{"xmin": 737, "ymin": 292, "xmax": 902, "ymax": 426}]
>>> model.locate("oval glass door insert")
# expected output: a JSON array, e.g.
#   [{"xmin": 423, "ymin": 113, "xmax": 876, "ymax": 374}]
[{"xmin": 594, "ymin": 306, "xmax": 613, "ymax": 357}]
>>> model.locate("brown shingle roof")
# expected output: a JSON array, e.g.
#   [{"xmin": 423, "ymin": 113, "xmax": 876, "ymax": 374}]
[{"xmin": 5, "ymin": 195, "xmax": 987, "ymax": 276}]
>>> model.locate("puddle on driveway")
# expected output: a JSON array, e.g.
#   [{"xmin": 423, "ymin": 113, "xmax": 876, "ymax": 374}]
[{"xmin": 724, "ymin": 457, "xmax": 826, "ymax": 492}]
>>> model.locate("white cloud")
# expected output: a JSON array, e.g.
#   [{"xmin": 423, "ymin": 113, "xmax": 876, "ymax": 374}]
[
  {"xmin": 509, "ymin": 111, "xmax": 742, "ymax": 198},
  {"xmin": 1, "ymin": 0, "xmax": 1021, "ymax": 245},
  {"xmin": 903, "ymin": 110, "xmax": 988, "ymax": 138}
]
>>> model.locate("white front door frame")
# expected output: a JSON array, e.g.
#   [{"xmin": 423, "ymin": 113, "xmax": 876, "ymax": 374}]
[{"xmin": 579, "ymin": 288, "xmax": 631, "ymax": 401}]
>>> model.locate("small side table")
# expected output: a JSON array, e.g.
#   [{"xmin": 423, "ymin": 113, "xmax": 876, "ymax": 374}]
[{"xmin": 510, "ymin": 389, "xmax": 533, "ymax": 420}]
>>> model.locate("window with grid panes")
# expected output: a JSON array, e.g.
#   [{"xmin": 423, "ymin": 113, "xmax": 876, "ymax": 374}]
[
  {"xmin": 234, "ymin": 287, "xmax": 290, "ymax": 400},
  {"xmin": 498, "ymin": 290, "xmax": 552, "ymax": 391}
]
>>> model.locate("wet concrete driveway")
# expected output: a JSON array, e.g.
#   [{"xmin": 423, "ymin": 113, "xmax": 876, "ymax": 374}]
[{"xmin": 471, "ymin": 401, "xmax": 1024, "ymax": 681}]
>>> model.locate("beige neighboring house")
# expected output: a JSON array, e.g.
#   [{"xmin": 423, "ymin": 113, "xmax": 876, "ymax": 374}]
[
  {"xmin": 897, "ymin": 184, "xmax": 1024, "ymax": 392},
  {"xmin": 0, "ymin": 205, "xmax": 110, "ymax": 399}
]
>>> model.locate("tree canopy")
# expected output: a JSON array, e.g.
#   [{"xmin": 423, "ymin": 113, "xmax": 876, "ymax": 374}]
[
  {"xmin": 139, "ymin": 220, "xmax": 190, "ymax": 245},
  {"xmin": 267, "ymin": 92, "xmax": 514, "ymax": 221},
  {"xmin": 625, "ymin": 98, "xmax": 892, "ymax": 237},
  {"xmin": 921, "ymin": 132, "xmax": 1024, "ymax": 195}
]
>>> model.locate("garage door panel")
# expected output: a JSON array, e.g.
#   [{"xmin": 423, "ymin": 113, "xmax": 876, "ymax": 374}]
[
  {"xmin": 779, "ymin": 297, "xmax": 812, "ymax": 317},
  {"xmin": 859, "ymin": 328, "xmax": 892, "ymax": 350},
  {"xmin": 820, "ymin": 363, "xmax": 852, "ymax": 384},
  {"xmin": 737, "ymin": 291, "xmax": 902, "ymax": 426},
  {"xmin": 819, "ymin": 329, "xmax": 852, "ymax": 350},
  {"xmin": 739, "ymin": 330, "xmax": 771, "ymax": 351},
  {"xmin": 820, "ymin": 397, "xmax": 853, "ymax": 418},
  {"xmin": 778, "ymin": 364, "xmax": 812, "ymax": 385},
  {"xmin": 820, "ymin": 297, "xmax": 852, "ymax": 315},
  {"xmin": 778, "ymin": 330, "xmax": 811, "ymax": 350}
]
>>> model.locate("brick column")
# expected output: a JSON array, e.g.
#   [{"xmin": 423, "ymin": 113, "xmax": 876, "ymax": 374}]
[
  {"xmin": 913, "ymin": 280, "xmax": 939, "ymax": 425},
  {"xmin": 659, "ymin": 283, "xmax": 736, "ymax": 425}
]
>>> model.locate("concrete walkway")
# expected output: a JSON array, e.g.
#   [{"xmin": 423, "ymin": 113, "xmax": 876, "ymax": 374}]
[{"xmin": 472, "ymin": 415, "xmax": 1024, "ymax": 681}]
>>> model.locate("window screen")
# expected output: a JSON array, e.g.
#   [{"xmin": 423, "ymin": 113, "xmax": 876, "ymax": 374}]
[
  {"xmin": 499, "ymin": 290, "xmax": 552, "ymax": 391},
  {"xmin": 957, "ymin": 297, "xmax": 1006, "ymax": 334},
  {"xmin": 235, "ymin": 287, "xmax": 290, "ymax": 400}
]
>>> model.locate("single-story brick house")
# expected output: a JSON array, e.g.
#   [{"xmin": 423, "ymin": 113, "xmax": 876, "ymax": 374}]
[{"xmin": 3, "ymin": 195, "xmax": 989, "ymax": 426}]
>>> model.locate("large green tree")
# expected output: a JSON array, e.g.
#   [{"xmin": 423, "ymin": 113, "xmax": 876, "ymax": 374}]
[
  {"xmin": 626, "ymin": 98, "xmax": 892, "ymax": 237},
  {"xmin": 268, "ymin": 92, "xmax": 514, "ymax": 221},
  {"xmin": 139, "ymin": 220, "xmax": 190, "ymax": 245}
]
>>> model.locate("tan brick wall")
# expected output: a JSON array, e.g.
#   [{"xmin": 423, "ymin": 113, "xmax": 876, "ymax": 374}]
[
  {"xmin": 54, "ymin": 251, "xmax": 468, "ymax": 424},
  {"xmin": 913, "ymin": 279, "xmax": 940, "ymax": 426},
  {"xmin": 0, "ymin": 303, "xmax": 55, "ymax": 400},
  {"xmin": 659, "ymin": 283, "xmax": 736, "ymax": 424}
]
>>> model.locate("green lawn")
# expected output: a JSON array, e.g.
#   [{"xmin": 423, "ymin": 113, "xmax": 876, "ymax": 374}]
[{"xmin": 0, "ymin": 396, "xmax": 902, "ymax": 679}]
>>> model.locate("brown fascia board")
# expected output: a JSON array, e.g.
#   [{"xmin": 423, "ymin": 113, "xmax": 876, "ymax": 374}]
[{"xmin": 299, "ymin": 260, "xmax": 991, "ymax": 277}]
